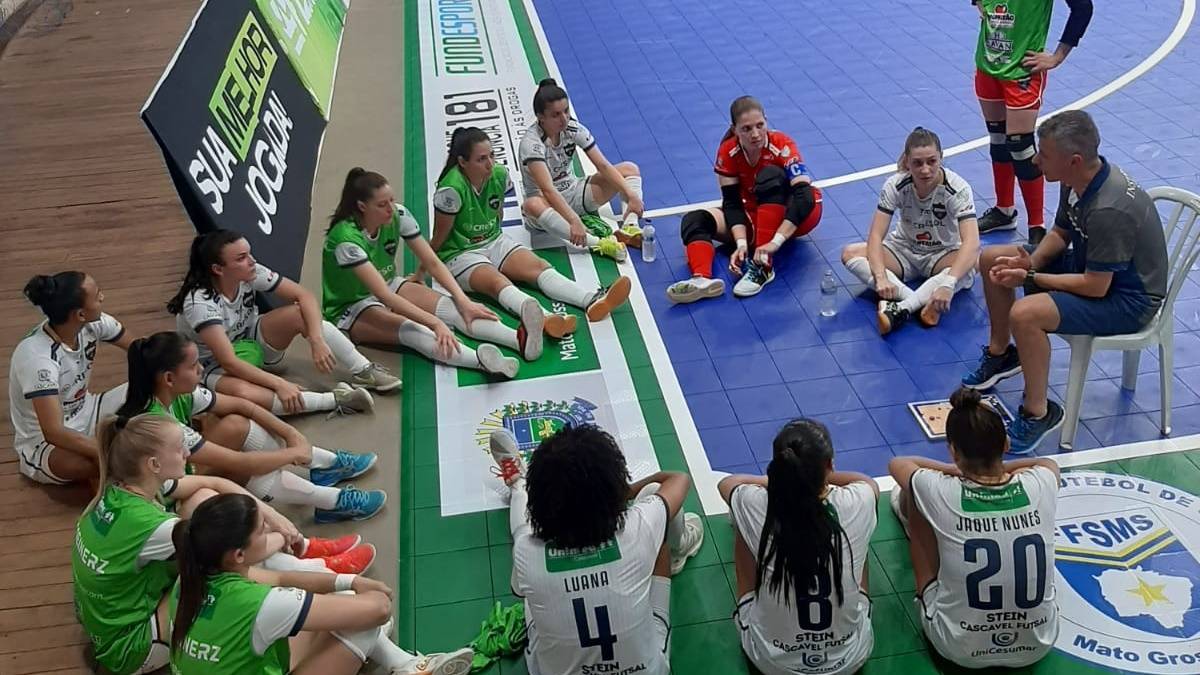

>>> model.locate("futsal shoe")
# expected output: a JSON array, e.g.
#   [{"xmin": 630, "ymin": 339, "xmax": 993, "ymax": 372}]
[
  {"xmin": 667, "ymin": 276, "xmax": 724, "ymax": 304},
  {"xmin": 323, "ymin": 543, "xmax": 377, "ymax": 575},
  {"xmin": 615, "ymin": 223, "xmax": 643, "ymax": 249},
  {"xmin": 586, "ymin": 276, "xmax": 632, "ymax": 321},
  {"xmin": 733, "ymin": 261, "xmax": 775, "ymax": 297},
  {"xmin": 489, "ymin": 429, "xmax": 526, "ymax": 490},
  {"xmin": 297, "ymin": 534, "xmax": 361, "ymax": 559},
  {"xmin": 1007, "ymin": 401, "xmax": 1065, "ymax": 455},
  {"xmin": 977, "ymin": 206, "xmax": 1018, "ymax": 234},
  {"xmin": 877, "ymin": 301, "xmax": 910, "ymax": 335},
  {"xmin": 310, "ymin": 450, "xmax": 378, "ymax": 487},
  {"xmin": 1027, "ymin": 226, "xmax": 1046, "ymax": 246},
  {"xmin": 918, "ymin": 302, "xmax": 941, "ymax": 328},
  {"xmin": 332, "ymin": 382, "xmax": 375, "ymax": 415},
  {"xmin": 314, "ymin": 486, "xmax": 387, "ymax": 524},
  {"xmin": 396, "ymin": 648, "xmax": 475, "ymax": 675},
  {"xmin": 670, "ymin": 513, "xmax": 706, "ymax": 575},
  {"xmin": 351, "ymin": 362, "xmax": 402, "ymax": 392},
  {"xmin": 517, "ymin": 298, "xmax": 544, "ymax": 361},
  {"xmin": 478, "ymin": 344, "xmax": 520, "ymax": 379},
  {"xmin": 962, "ymin": 344, "xmax": 1022, "ymax": 390},
  {"xmin": 591, "ymin": 235, "xmax": 628, "ymax": 262},
  {"xmin": 542, "ymin": 313, "xmax": 577, "ymax": 339}
]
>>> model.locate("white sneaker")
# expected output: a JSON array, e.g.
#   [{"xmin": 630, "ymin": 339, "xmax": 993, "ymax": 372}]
[
  {"xmin": 489, "ymin": 429, "xmax": 526, "ymax": 490},
  {"xmin": 732, "ymin": 261, "xmax": 775, "ymax": 297},
  {"xmin": 393, "ymin": 647, "xmax": 474, "ymax": 675},
  {"xmin": 670, "ymin": 513, "xmax": 705, "ymax": 575},
  {"xmin": 477, "ymin": 343, "xmax": 519, "ymax": 379},
  {"xmin": 890, "ymin": 487, "xmax": 910, "ymax": 538},
  {"xmin": 352, "ymin": 362, "xmax": 402, "ymax": 392},
  {"xmin": 332, "ymin": 382, "xmax": 374, "ymax": 415},
  {"xmin": 518, "ymin": 298, "xmax": 544, "ymax": 361},
  {"xmin": 666, "ymin": 276, "xmax": 724, "ymax": 304}
]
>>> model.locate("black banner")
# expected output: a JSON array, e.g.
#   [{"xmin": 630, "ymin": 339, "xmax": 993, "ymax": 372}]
[{"xmin": 142, "ymin": 0, "xmax": 326, "ymax": 282}]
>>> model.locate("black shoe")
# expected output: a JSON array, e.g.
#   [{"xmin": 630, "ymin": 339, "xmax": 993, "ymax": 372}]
[
  {"xmin": 1027, "ymin": 226, "xmax": 1046, "ymax": 246},
  {"xmin": 978, "ymin": 206, "xmax": 1019, "ymax": 234},
  {"xmin": 877, "ymin": 301, "xmax": 910, "ymax": 335},
  {"xmin": 962, "ymin": 344, "xmax": 1022, "ymax": 390}
]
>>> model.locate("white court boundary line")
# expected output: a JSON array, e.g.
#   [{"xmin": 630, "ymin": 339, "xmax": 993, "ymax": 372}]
[
  {"xmin": 644, "ymin": 0, "xmax": 1197, "ymax": 219},
  {"xmin": 521, "ymin": 0, "xmax": 1198, "ymax": 514}
]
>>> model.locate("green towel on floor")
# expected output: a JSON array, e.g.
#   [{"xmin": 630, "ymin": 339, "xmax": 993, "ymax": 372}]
[
  {"xmin": 469, "ymin": 601, "xmax": 528, "ymax": 671},
  {"xmin": 580, "ymin": 213, "xmax": 614, "ymax": 238}
]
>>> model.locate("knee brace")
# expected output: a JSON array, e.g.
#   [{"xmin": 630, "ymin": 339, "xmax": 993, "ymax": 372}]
[
  {"xmin": 1007, "ymin": 132, "xmax": 1042, "ymax": 180},
  {"xmin": 680, "ymin": 209, "xmax": 717, "ymax": 245},
  {"xmin": 752, "ymin": 165, "xmax": 789, "ymax": 205},
  {"xmin": 987, "ymin": 121, "xmax": 1010, "ymax": 164}
]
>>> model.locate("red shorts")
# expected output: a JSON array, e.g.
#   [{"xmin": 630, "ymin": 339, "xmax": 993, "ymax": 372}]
[{"xmin": 975, "ymin": 69, "xmax": 1047, "ymax": 110}]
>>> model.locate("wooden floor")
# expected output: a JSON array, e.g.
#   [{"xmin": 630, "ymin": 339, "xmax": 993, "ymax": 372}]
[{"xmin": 0, "ymin": 1, "xmax": 200, "ymax": 672}]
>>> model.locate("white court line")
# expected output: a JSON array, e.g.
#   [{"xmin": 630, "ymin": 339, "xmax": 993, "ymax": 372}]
[{"xmin": 644, "ymin": 0, "xmax": 1197, "ymax": 220}]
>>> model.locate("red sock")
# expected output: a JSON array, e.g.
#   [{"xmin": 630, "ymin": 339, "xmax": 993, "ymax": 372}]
[
  {"xmin": 753, "ymin": 204, "xmax": 786, "ymax": 249},
  {"xmin": 992, "ymin": 161, "xmax": 1016, "ymax": 209},
  {"xmin": 1018, "ymin": 177, "xmax": 1045, "ymax": 227},
  {"xmin": 686, "ymin": 241, "xmax": 715, "ymax": 278}
]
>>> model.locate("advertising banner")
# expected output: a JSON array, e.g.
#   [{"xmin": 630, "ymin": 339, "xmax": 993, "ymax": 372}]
[{"xmin": 254, "ymin": 0, "xmax": 348, "ymax": 116}]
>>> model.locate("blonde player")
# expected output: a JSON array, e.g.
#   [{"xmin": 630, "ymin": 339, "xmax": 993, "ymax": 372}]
[
  {"xmin": 719, "ymin": 419, "xmax": 877, "ymax": 675},
  {"xmin": 889, "ymin": 387, "xmax": 1060, "ymax": 668}
]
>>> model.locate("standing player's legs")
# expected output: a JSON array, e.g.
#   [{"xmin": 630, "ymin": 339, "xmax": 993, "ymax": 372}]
[
  {"xmin": 978, "ymin": 90, "xmax": 1018, "ymax": 233},
  {"xmin": 496, "ymin": 247, "xmax": 631, "ymax": 323},
  {"xmin": 348, "ymin": 306, "xmax": 519, "ymax": 378},
  {"xmin": 975, "ymin": 70, "xmax": 1047, "ymax": 242},
  {"xmin": 256, "ymin": 304, "xmax": 399, "ymax": 391},
  {"xmin": 1005, "ymin": 98, "xmax": 1046, "ymax": 243},
  {"xmin": 667, "ymin": 207, "xmax": 732, "ymax": 303}
]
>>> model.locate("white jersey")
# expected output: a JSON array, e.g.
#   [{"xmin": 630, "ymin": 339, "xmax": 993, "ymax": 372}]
[
  {"xmin": 878, "ymin": 168, "xmax": 976, "ymax": 253},
  {"xmin": 8, "ymin": 315, "xmax": 125, "ymax": 448},
  {"xmin": 518, "ymin": 119, "xmax": 596, "ymax": 198},
  {"xmin": 175, "ymin": 263, "xmax": 282, "ymax": 365},
  {"xmin": 911, "ymin": 466, "xmax": 1059, "ymax": 666},
  {"xmin": 731, "ymin": 482, "xmax": 876, "ymax": 675},
  {"xmin": 513, "ymin": 495, "xmax": 669, "ymax": 675}
]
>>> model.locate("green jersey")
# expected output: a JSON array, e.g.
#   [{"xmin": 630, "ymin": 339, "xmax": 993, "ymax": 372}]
[
  {"xmin": 432, "ymin": 164, "xmax": 512, "ymax": 262},
  {"xmin": 73, "ymin": 485, "xmax": 177, "ymax": 674},
  {"xmin": 975, "ymin": 0, "xmax": 1052, "ymax": 81},
  {"xmin": 322, "ymin": 207, "xmax": 421, "ymax": 322},
  {"xmin": 145, "ymin": 387, "xmax": 214, "ymax": 457},
  {"xmin": 169, "ymin": 573, "xmax": 290, "ymax": 675}
]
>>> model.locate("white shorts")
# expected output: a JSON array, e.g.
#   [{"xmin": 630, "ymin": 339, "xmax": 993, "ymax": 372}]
[
  {"xmin": 882, "ymin": 236, "xmax": 970, "ymax": 283},
  {"xmin": 915, "ymin": 580, "xmax": 1053, "ymax": 668},
  {"xmin": 446, "ymin": 233, "xmax": 528, "ymax": 291},
  {"xmin": 735, "ymin": 592, "xmax": 873, "ymax": 675},
  {"xmin": 200, "ymin": 318, "xmax": 285, "ymax": 389},
  {"xmin": 334, "ymin": 277, "xmax": 409, "ymax": 332},
  {"xmin": 17, "ymin": 383, "xmax": 127, "ymax": 485},
  {"xmin": 524, "ymin": 576, "xmax": 672, "ymax": 675},
  {"xmin": 524, "ymin": 176, "xmax": 601, "ymax": 225}
]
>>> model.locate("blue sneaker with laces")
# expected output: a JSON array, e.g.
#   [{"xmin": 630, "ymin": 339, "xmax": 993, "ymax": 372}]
[
  {"xmin": 1007, "ymin": 401, "xmax": 1065, "ymax": 455},
  {"xmin": 962, "ymin": 344, "xmax": 1022, "ymax": 390},
  {"xmin": 310, "ymin": 450, "xmax": 378, "ymax": 487},
  {"xmin": 314, "ymin": 486, "xmax": 387, "ymax": 523}
]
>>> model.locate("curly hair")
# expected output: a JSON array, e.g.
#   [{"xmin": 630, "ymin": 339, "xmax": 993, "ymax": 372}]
[{"xmin": 525, "ymin": 425, "xmax": 630, "ymax": 549}]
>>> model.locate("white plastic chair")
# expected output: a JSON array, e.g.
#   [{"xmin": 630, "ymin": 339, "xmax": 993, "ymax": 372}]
[{"xmin": 1059, "ymin": 186, "xmax": 1200, "ymax": 450}]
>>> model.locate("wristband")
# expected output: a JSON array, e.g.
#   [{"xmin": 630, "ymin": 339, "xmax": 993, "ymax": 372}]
[
  {"xmin": 770, "ymin": 233, "xmax": 788, "ymax": 248},
  {"xmin": 736, "ymin": 239, "xmax": 748, "ymax": 252},
  {"xmin": 334, "ymin": 574, "xmax": 356, "ymax": 592}
]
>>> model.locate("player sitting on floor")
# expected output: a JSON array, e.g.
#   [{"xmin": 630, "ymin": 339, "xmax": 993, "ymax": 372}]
[
  {"xmin": 519, "ymin": 78, "xmax": 644, "ymax": 262},
  {"xmin": 9, "ymin": 272, "xmax": 132, "ymax": 485},
  {"xmin": 434, "ymin": 127, "xmax": 632, "ymax": 329},
  {"xmin": 889, "ymin": 388, "xmax": 1060, "ymax": 669},
  {"xmin": 840, "ymin": 127, "xmax": 981, "ymax": 334},
  {"xmin": 73, "ymin": 414, "xmax": 362, "ymax": 675},
  {"xmin": 167, "ymin": 230, "xmax": 380, "ymax": 418},
  {"xmin": 489, "ymin": 425, "xmax": 704, "ymax": 675},
  {"xmin": 963, "ymin": 111, "xmax": 1167, "ymax": 453},
  {"xmin": 116, "ymin": 331, "xmax": 387, "ymax": 525},
  {"xmin": 669, "ymin": 96, "xmax": 823, "ymax": 302},
  {"xmin": 170, "ymin": 493, "xmax": 474, "ymax": 675},
  {"xmin": 718, "ymin": 419, "xmax": 878, "ymax": 675},
  {"xmin": 323, "ymin": 167, "xmax": 525, "ymax": 379}
]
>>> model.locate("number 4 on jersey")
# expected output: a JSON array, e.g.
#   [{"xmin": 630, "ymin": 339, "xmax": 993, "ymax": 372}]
[{"xmin": 573, "ymin": 598, "xmax": 618, "ymax": 661}]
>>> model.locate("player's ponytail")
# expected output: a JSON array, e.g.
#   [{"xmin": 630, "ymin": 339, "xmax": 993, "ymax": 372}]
[
  {"xmin": 439, "ymin": 127, "xmax": 491, "ymax": 183},
  {"xmin": 328, "ymin": 167, "xmax": 390, "ymax": 232},
  {"xmin": 532, "ymin": 78, "xmax": 568, "ymax": 116},
  {"xmin": 23, "ymin": 271, "xmax": 87, "ymax": 325},
  {"xmin": 946, "ymin": 386, "xmax": 1007, "ymax": 472},
  {"xmin": 171, "ymin": 494, "xmax": 259, "ymax": 654},
  {"xmin": 756, "ymin": 419, "xmax": 848, "ymax": 619},
  {"xmin": 90, "ymin": 414, "xmax": 178, "ymax": 511},
  {"xmin": 722, "ymin": 95, "xmax": 765, "ymax": 143},
  {"xmin": 897, "ymin": 126, "xmax": 943, "ymax": 172},
  {"xmin": 118, "ymin": 332, "xmax": 192, "ymax": 419},
  {"xmin": 167, "ymin": 230, "xmax": 246, "ymax": 314}
]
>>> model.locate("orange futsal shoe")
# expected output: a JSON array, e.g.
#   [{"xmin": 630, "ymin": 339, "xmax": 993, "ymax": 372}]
[
  {"xmin": 300, "ymin": 534, "xmax": 362, "ymax": 559},
  {"xmin": 323, "ymin": 543, "xmax": 377, "ymax": 575}
]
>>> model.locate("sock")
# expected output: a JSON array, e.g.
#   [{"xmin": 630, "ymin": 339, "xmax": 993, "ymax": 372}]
[
  {"xmin": 244, "ymin": 469, "xmax": 341, "ymax": 510},
  {"xmin": 1018, "ymin": 177, "xmax": 1046, "ymax": 227},
  {"xmin": 508, "ymin": 485, "xmax": 530, "ymax": 537},
  {"xmin": 497, "ymin": 285, "xmax": 537, "ymax": 317},
  {"xmin": 320, "ymin": 321, "xmax": 371, "ymax": 374},
  {"xmin": 244, "ymin": 421, "xmax": 336, "ymax": 469},
  {"xmin": 261, "ymin": 551, "xmax": 328, "ymax": 572},
  {"xmin": 270, "ymin": 391, "xmax": 336, "ymax": 415},
  {"xmin": 686, "ymin": 241, "xmax": 715, "ymax": 278},
  {"xmin": 397, "ymin": 321, "xmax": 483, "ymax": 369},
  {"xmin": 535, "ymin": 268, "xmax": 594, "ymax": 309},
  {"xmin": 435, "ymin": 295, "xmax": 519, "ymax": 350},
  {"xmin": 536, "ymin": 209, "xmax": 600, "ymax": 247},
  {"xmin": 310, "ymin": 446, "xmax": 337, "ymax": 469},
  {"xmin": 900, "ymin": 271, "xmax": 974, "ymax": 312},
  {"xmin": 370, "ymin": 633, "xmax": 421, "ymax": 671},
  {"xmin": 752, "ymin": 203, "xmax": 787, "ymax": 250},
  {"xmin": 992, "ymin": 162, "xmax": 1016, "ymax": 210},
  {"xmin": 844, "ymin": 257, "xmax": 913, "ymax": 300},
  {"xmin": 621, "ymin": 176, "xmax": 643, "ymax": 226}
]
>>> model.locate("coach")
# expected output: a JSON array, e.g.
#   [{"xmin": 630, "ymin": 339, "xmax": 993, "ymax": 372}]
[{"xmin": 961, "ymin": 110, "xmax": 1168, "ymax": 454}]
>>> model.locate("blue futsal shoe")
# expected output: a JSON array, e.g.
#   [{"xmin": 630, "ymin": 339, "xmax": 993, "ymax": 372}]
[
  {"xmin": 962, "ymin": 344, "xmax": 1022, "ymax": 390},
  {"xmin": 310, "ymin": 450, "xmax": 378, "ymax": 487},
  {"xmin": 314, "ymin": 486, "xmax": 387, "ymax": 523},
  {"xmin": 1007, "ymin": 401, "xmax": 1065, "ymax": 455}
]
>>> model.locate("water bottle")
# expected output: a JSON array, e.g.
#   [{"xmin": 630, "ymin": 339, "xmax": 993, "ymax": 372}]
[
  {"xmin": 819, "ymin": 269, "xmax": 838, "ymax": 317},
  {"xmin": 641, "ymin": 223, "xmax": 657, "ymax": 262}
]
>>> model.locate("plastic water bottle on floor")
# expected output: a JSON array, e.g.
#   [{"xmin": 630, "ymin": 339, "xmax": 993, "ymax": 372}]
[
  {"xmin": 641, "ymin": 223, "xmax": 656, "ymax": 262},
  {"xmin": 819, "ymin": 269, "xmax": 838, "ymax": 317}
]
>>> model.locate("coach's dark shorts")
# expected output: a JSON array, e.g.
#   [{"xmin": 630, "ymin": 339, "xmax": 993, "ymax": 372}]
[{"xmin": 1023, "ymin": 244, "xmax": 1160, "ymax": 336}]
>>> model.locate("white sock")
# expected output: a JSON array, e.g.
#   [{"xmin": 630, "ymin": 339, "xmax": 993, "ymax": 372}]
[
  {"xmin": 435, "ymin": 295, "xmax": 519, "ymax": 350},
  {"xmin": 244, "ymin": 421, "xmax": 336, "ymax": 469},
  {"xmin": 310, "ymin": 446, "xmax": 337, "ymax": 469},
  {"xmin": 370, "ymin": 633, "xmax": 421, "ymax": 671},
  {"xmin": 535, "ymin": 268, "xmax": 594, "ymax": 309},
  {"xmin": 999, "ymin": 205, "xmax": 1016, "ymax": 215},
  {"xmin": 621, "ymin": 176, "xmax": 643, "ymax": 226},
  {"xmin": 900, "ymin": 271, "xmax": 973, "ymax": 313},
  {"xmin": 244, "ymin": 469, "xmax": 340, "ymax": 510},
  {"xmin": 397, "ymin": 321, "xmax": 483, "ymax": 370},
  {"xmin": 508, "ymin": 485, "xmax": 529, "ymax": 536},
  {"xmin": 270, "ymin": 391, "xmax": 336, "ymax": 415},
  {"xmin": 844, "ymin": 256, "xmax": 913, "ymax": 301},
  {"xmin": 320, "ymin": 320, "xmax": 371, "ymax": 374},
  {"xmin": 536, "ymin": 209, "xmax": 600, "ymax": 247},
  {"xmin": 261, "ymin": 551, "xmax": 329, "ymax": 572}
]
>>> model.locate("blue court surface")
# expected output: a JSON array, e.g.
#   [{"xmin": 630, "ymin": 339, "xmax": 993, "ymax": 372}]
[{"xmin": 535, "ymin": 0, "xmax": 1200, "ymax": 478}]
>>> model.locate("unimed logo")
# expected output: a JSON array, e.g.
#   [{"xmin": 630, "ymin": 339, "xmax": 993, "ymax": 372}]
[{"xmin": 209, "ymin": 12, "xmax": 278, "ymax": 161}]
